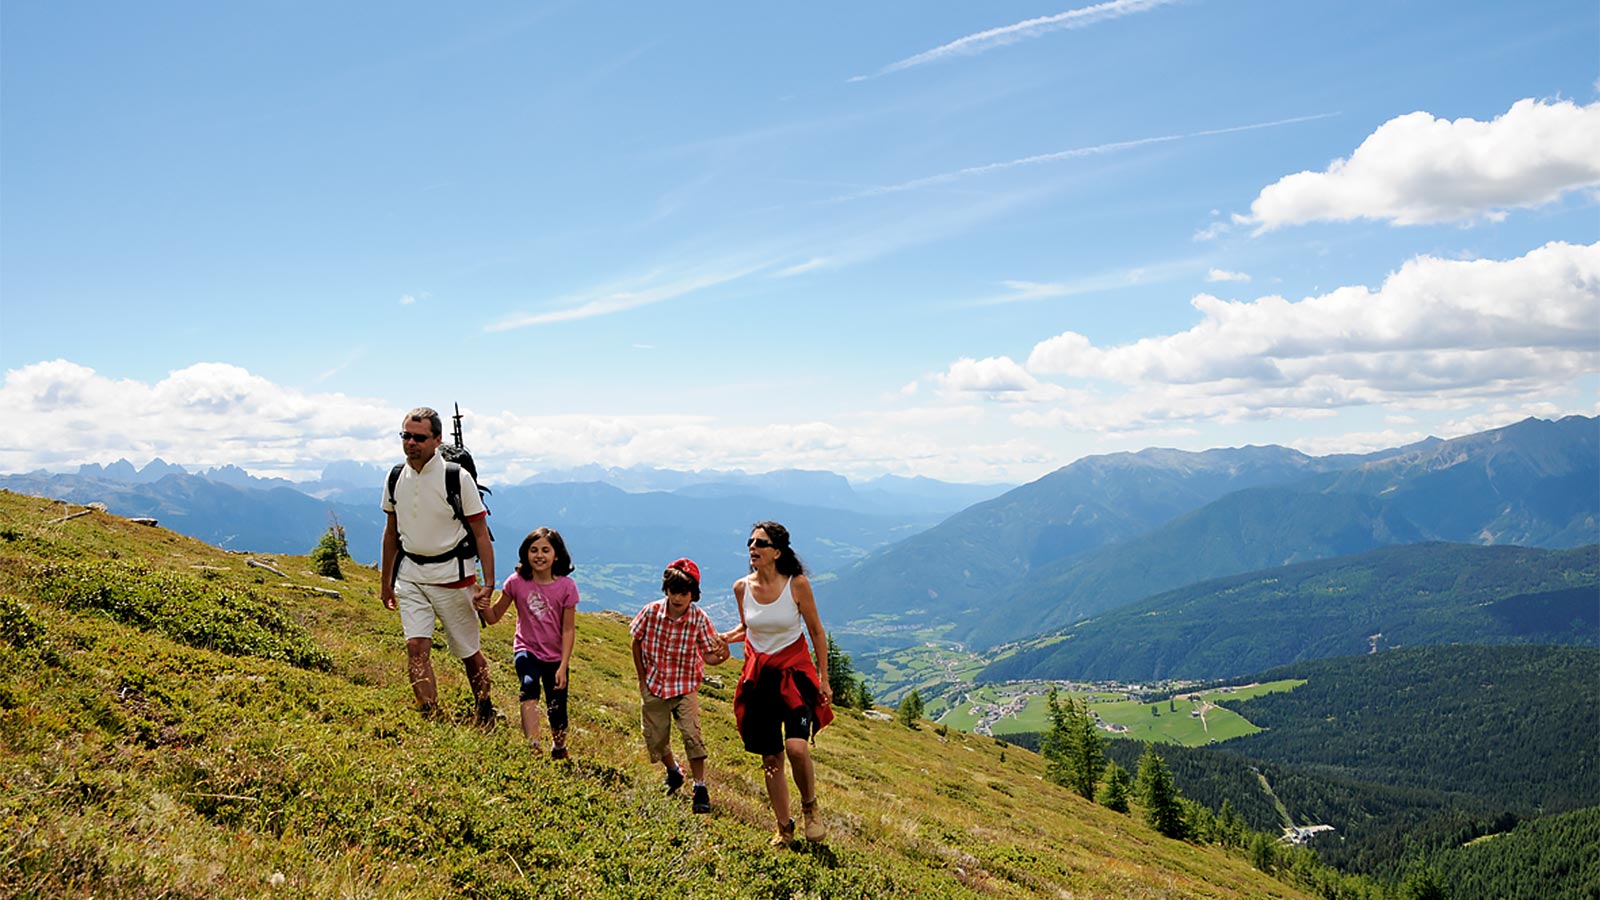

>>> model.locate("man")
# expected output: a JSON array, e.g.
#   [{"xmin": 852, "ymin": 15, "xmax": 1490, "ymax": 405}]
[{"xmin": 380, "ymin": 406, "xmax": 498, "ymax": 725}]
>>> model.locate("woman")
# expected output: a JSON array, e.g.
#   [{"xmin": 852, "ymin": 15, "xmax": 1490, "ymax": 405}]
[{"xmin": 721, "ymin": 520, "xmax": 833, "ymax": 846}]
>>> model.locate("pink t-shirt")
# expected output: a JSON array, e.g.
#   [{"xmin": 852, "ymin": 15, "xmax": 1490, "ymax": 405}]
[{"xmin": 499, "ymin": 573, "xmax": 579, "ymax": 662}]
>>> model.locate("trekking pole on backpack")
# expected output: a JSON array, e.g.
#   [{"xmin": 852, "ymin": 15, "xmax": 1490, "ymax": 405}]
[{"xmin": 451, "ymin": 402, "xmax": 492, "ymax": 627}]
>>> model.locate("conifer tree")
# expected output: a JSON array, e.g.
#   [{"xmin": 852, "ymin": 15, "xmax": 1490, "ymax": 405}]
[
  {"xmin": 1135, "ymin": 745, "xmax": 1185, "ymax": 838},
  {"xmin": 826, "ymin": 636, "xmax": 859, "ymax": 709},
  {"xmin": 1248, "ymin": 831, "xmax": 1276, "ymax": 873},
  {"xmin": 1042, "ymin": 689, "xmax": 1107, "ymax": 799},
  {"xmin": 897, "ymin": 689, "xmax": 924, "ymax": 727},
  {"xmin": 310, "ymin": 512, "xmax": 350, "ymax": 579},
  {"xmin": 1070, "ymin": 695, "xmax": 1105, "ymax": 800},
  {"xmin": 1098, "ymin": 759, "xmax": 1131, "ymax": 813},
  {"xmin": 1041, "ymin": 687, "xmax": 1073, "ymax": 788}
]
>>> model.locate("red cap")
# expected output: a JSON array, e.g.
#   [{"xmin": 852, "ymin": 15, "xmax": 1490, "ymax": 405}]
[{"xmin": 668, "ymin": 557, "xmax": 700, "ymax": 584}]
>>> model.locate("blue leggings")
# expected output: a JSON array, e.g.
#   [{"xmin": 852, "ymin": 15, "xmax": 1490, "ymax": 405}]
[{"xmin": 513, "ymin": 651, "xmax": 569, "ymax": 731}]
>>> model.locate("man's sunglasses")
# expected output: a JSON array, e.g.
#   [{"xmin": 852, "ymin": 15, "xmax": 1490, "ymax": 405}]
[
  {"xmin": 399, "ymin": 431, "xmax": 433, "ymax": 442},
  {"xmin": 747, "ymin": 537, "xmax": 775, "ymax": 549}
]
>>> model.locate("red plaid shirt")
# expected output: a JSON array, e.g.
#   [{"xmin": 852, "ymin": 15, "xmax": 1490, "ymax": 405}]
[{"xmin": 630, "ymin": 600, "xmax": 719, "ymax": 699}]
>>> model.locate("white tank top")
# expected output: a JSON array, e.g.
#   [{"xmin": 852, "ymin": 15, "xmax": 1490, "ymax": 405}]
[{"xmin": 742, "ymin": 575, "xmax": 805, "ymax": 654}]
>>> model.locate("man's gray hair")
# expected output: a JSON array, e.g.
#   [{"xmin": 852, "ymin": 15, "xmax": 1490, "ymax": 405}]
[{"xmin": 404, "ymin": 407, "xmax": 443, "ymax": 439}]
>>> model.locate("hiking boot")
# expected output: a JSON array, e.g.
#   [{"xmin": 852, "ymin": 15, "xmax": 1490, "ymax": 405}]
[
  {"xmin": 769, "ymin": 817, "xmax": 796, "ymax": 847},
  {"xmin": 664, "ymin": 765, "xmax": 685, "ymax": 795},
  {"xmin": 550, "ymin": 745, "xmax": 570, "ymax": 761},
  {"xmin": 692, "ymin": 784, "xmax": 711, "ymax": 814},
  {"xmin": 801, "ymin": 798, "xmax": 827, "ymax": 842},
  {"xmin": 475, "ymin": 699, "xmax": 502, "ymax": 729}
]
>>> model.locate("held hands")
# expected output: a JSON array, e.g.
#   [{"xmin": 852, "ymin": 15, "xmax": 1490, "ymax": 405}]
[
  {"xmin": 471, "ymin": 585, "xmax": 494, "ymax": 611},
  {"xmin": 703, "ymin": 633, "xmax": 731, "ymax": 666}
]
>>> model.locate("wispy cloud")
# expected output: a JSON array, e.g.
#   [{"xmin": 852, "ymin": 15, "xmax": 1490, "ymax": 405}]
[
  {"xmin": 977, "ymin": 256, "xmax": 1203, "ymax": 305},
  {"xmin": 1206, "ymin": 268, "xmax": 1251, "ymax": 283},
  {"xmin": 831, "ymin": 113, "xmax": 1339, "ymax": 202},
  {"xmin": 853, "ymin": 0, "xmax": 1185, "ymax": 81},
  {"xmin": 485, "ymin": 265, "xmax": 769, "ymax": 332},
  {"xmin": 774, "ymin": 257, "xmax": 833, "ymax": 278}
]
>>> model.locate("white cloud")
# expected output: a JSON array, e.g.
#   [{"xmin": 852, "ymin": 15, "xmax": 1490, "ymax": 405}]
[
  {"xmin": 0, "ymin": 359, "xmax": 1058, "ymax": 484},
  {"xmin": 1206, "ymin": 268, "xmax": 1251, "ymax": 283},
  {"xmin": 1287, "ymin": 428, "xmax": 1430, "ymax": 457},
  {"xmin": 0, "ymin": 360, "xmax": 398, "ymax": 479},
  {"xmin": 1193, "ymin": 220, "xmax": 1233, "ymax": 241},
  {"xmin": 1002, "ymin": 241, "xmax": 1600, "ymax": 430},
  {"xmin": 937, "ymin": 356, "xmax": 1036, "ymax": 392},
  {"xmin": 1030, "ymin": 241, "xmax": 1598, "ymax": 382},
  {"xmin": 1246, "ymin": 98, "xmax": 1600, "ymax": 229},
  {"xmin": 855, "ymin": 0, "xmax": 1183, "ymax": 81},
  {"xmin": 400, "ymin": 294, "xmax": 417, "ymax": 305}
]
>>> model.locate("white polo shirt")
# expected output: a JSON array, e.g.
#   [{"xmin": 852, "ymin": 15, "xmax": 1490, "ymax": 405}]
[{"xmin": 382, "ymin": 450, "xmax": 487, "ymax": 585}]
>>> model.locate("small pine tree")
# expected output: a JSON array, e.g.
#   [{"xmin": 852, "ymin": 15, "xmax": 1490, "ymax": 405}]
[
  {"xmin": 310, "ymin": 512, "xmax": 350, "ymax": 579},
  {"xmin": 826, "ymin": 636, "xmax": 861, "ymax": 710},
  {"xmin": 1135, "ymin": 745, "xmax": 1185, "ymax": 838},
  {"xmin": 1098, "ymin": 760, "xmax": 1131, "ymax": 813},
  {"xmin": 1248, "ymin": 831, "xmax": 1276, "ymax": 873},
  {"xmin": 1041, "ymin": 687, "xmax": 1073, "ymax": 787},
  {"xmin": 855, "ymin": 679, "xmax": 875, "ymax": 710},
  {"xmin": 1070, "ymin": 696, "xmax": 1105, "ymax": 800},
  {"xmin": 897, "ymin": 688, "xmax": 924, "ymax": 728},
  {"xmin": 1040, "ymin": 689, "xmax": 1107, "ymax": 799}
]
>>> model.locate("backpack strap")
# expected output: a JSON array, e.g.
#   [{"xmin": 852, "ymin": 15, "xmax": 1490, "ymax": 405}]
[
  {"xmin": 386, "ymin": 463, "xmax": 404, "ymax": 508},
  {"xmin": 444, "ymin": 462, "xmax": 465, "ymax": 523}
]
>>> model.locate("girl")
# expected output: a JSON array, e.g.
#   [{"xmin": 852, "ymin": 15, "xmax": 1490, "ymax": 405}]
[
  {"xmin": 483, "ymin": 527, "xmax": 579, "ymax": 758},
  {"xmin": 720, "ymin": 520, "xmax": 833, "ymax": 846}
]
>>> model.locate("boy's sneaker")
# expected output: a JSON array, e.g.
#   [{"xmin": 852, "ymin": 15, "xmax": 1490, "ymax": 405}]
[
  {"xmin": 550, "ymin": 746, "xmax": 570, "ymax": 761},
  {"xmin": 474, "ymin": 699, "xmax": 502, "ymax": 730},
  {"xmin": 664, "ymin": 766, "xmax": 685, "ymax": 795},
  {"xmin": 769, "ymin": 817, "xmax": 796, "ymax": 847},
  {"xmin": 692, "ymin": 784, "xmax": 711, "ymax": 814}
]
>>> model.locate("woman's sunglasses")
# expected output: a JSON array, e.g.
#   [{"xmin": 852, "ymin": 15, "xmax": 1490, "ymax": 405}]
[{"xmin": 747, "ymin": 537, "xmax": 775, "ymax": 549}]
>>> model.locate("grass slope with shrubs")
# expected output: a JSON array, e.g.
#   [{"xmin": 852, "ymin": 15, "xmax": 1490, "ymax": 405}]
[{"xmin": 0, "ymin": 489, "xmax": 1308, "ymax": 899}]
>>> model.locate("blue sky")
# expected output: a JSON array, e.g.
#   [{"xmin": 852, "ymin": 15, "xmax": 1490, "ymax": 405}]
[{"xmin": 3, "ymin": 0, "xmax": 1597, "ymax": 484}]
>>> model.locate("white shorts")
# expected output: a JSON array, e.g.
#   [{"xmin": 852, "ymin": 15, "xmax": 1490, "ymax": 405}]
[{"xmin": 395, "ymin": 580, "xmax": 482, "ymax": 659}]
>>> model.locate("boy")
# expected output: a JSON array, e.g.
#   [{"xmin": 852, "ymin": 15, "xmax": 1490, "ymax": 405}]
[{"xmin": 630, "ymin": 558, "xmax": 730, "ymax": 814}]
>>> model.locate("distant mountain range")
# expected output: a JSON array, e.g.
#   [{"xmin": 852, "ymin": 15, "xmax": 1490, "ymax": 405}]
[
  {"xmin": 0, "ymin": 460, "xmax": 1006, "ymax": 618},
  {"xmin": 7, "ymin": 416, "xmax": 1594, "ymax": 658},
  {"xmin": 979, "ymin": 542, "xmax": 1599, "ymax": 683},
  {"xmin": 832, "ymin": 415, "xmax": 1598, "ymax": 654}
]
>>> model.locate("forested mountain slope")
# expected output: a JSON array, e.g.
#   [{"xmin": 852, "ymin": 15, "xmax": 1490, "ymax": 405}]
[
  {"xmin": 1219, "ymin": 645, "xmax": 1599, "ymax": 810},
  {"xmin": 979, "ymin": 542, "xmax": 1599, "ymax": 682}
]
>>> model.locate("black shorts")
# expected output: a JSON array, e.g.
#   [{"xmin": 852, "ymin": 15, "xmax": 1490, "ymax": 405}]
[{"xmin": 740, "ymin": 677, "xmax": 816, "ymax": 756}]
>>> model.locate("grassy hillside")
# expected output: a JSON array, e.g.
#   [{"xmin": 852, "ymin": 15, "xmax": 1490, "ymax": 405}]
[
  {"xmin": 0, "ymin": 490, "xmax": 1307, "ymax": 899},
  {"xmin": 979, "ymin": 542, "xmax": 1600, "ymax": 683}
]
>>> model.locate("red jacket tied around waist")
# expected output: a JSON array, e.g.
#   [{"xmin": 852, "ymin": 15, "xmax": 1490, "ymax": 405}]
[{"xmin": 733, "ymin": 636, "xmax": 834, "ymax": 752}]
